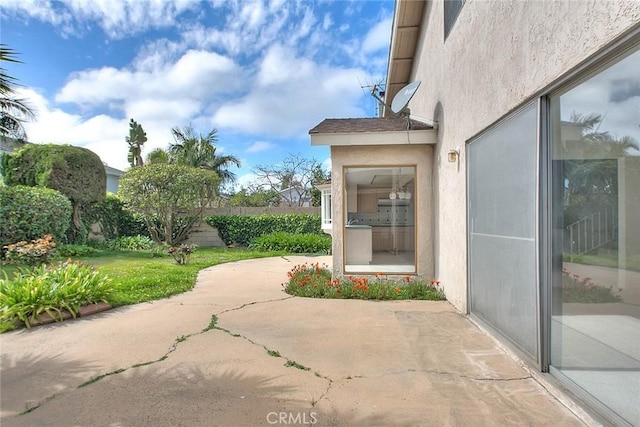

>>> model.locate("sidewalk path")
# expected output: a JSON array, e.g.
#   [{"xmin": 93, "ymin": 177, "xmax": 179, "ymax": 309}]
[{"xmin": 1, "ymin": 255, "xmax": 588, "ymax": 426}]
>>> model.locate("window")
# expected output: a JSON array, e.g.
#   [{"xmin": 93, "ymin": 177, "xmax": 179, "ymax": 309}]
[
  {"xmin": 344, "ymin": 166, "xmax": 416, "ymax": 274},
  {"xmin": 444, "ymin": 0, "xmax": 465, "ymax": 40},
  {"xmin": 467, "ymin": 102, "xmax": 540, "ymax": 362},
  {"xmin": 320, "ymin": 186, "xmax": 332, "ymax": 229},
  {"xmin": 549, "ymin": 47, "xmax": 640, "ymax": 426}
]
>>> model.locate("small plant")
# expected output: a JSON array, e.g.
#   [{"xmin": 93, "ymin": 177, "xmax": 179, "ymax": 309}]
[
  {"xmin": 3, "ymin": 234, "xmax": 56, "ymax": 266},
  {"xmin": 109, "ymin": 235, "xmax": 154, "ymax": 251},
  {"xmin": 562, "ymin": 269, "xmax": 622, "ymax": 303},
  {"xmin": 168, "ymin": 244, "xmax": 197, "ymax": 265},
  {"xmin": 56, "ymin": 244, "xmax": 98, "ymax": 258},
  {"xmin": 283, "ymin": 263, "xmax": 446, "ymax": 301},
  {"xmin": 284, "ymin": 360, "xmax": 310, "ymax": 371},
  {"xmin": 267, "ymin": 349, "xmax": 281, "ymax": 357},
  {"xmin": 0, "ymin": 259, "xmax": 113, "ymax": 328}
]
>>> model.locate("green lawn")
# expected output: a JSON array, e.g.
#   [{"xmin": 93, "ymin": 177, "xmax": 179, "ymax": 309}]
[{"xmin": 1, "ymin": 247, "xmax": 285, "ymax": 308}]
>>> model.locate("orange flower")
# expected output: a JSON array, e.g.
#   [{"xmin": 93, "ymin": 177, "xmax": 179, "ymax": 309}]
[
  {"xmin": 404, "ymin": 275, "xmax": 412, "ymax": 282},
  {"xmin": 394, "ymin": 287, "xmax": 401, "ymax": 292}
]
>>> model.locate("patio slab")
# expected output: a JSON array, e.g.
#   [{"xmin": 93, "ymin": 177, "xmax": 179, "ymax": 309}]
[{"xmin": 1, "ymin": 255, "xmax": 590, "ymax": 426}]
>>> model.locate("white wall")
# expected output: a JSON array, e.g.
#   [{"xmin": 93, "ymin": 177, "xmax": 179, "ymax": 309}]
[{"xmin": 408, "ymin": 0, "xmax": 640, "ymax": 312}]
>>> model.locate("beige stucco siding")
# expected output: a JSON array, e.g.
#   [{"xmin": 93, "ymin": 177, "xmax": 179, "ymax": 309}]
[
  {"xmin": 407, "ymin": 0, "xmax": 640, "ymax": 312},
  {"xmin": 330, "ymin": 144, "xmax": 434, "ymax": 279}
]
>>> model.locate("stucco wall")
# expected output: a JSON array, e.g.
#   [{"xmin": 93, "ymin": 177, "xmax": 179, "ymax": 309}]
[
  {"xmin": 330, "ymin": 144, "xmax": 434, "ymax": 279},
  {"xmin": 408, "ymin": 0, "xmax": 640, "ymax": 312}
]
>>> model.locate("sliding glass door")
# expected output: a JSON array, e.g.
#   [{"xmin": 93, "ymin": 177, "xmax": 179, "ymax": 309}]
[{"xmin": 549, "ymin": 47, "xmax": 640, "ymax": 426}]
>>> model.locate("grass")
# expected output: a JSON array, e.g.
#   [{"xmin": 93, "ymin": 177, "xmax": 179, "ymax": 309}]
[
  {"xmin": 564, "ymin": 250, "xmax": 640, "ymax": 272},
  {"xmin": 0, "ymin": 247, "xmax": 284, "ymax": 332}
]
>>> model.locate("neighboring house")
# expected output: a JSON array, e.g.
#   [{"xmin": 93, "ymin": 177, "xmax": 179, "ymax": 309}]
[
  {"xmin": 104, "ymin": 164, "xmax": 124, "ymax": 194},
  {"xmin": 310, "ymin": 1, "xmax": 640, "ymax": 425},
  {"xmin": 278, "ymin": 185, "xmax": 311, "ymax": 207}
]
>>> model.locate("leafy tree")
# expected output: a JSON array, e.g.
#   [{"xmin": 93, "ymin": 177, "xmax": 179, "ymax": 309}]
[
  {"xmin": 126, "ymin": 118, "xmax": 147, "ymax": 167},
  {"xmin": 562, "ymin": 112, "xmax": 639, "ymax": 225},
  {"xmin": 0, "ymin": 44, "xmax": 36, "ymax": 141},
  {"xmin": 169, "ymin": 124, "xmax": 240, "ymax": 187},
  {"xmin": 310, "ymin": 163, "xmax": 330, "ymax": 207},
  {"xmin": 146, "ymin": 147, "xmax": 169, "ymax": 164},
  {"xmin": 254, "ymin": 153, "xmax": 323, "ymax": 207},
  {"xmin": 118, "ymin": 163, "xmax": 220, "ymax": 245},
  {"xmin": 1, "ymin": 144, "xmax": 106, "ymax": 243},
  {"xmin": 228, "ymin": 184, "xmax": 281, "ymax": 207}
]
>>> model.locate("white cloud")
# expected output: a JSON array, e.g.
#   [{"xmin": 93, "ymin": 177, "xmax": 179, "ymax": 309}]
[
  {"xmin": 214, "ymin": 44, "xmax": 370, "ymax": 137},
  {"xmin": 0, "ymin": 0, "xmax": 197, "ymax": 38},
  {"xmin": 362, "ymin": 16, "xmax": 392, "ymax": 54},
  {"xmin": 246, "ymin": 141, "xmax": 276, "ymax": 153}
]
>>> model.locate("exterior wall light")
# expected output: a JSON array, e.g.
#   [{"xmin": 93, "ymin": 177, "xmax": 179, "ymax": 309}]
[{"xmin": 447, "ymin": 149, "xmax": 459, "ymax": 163}]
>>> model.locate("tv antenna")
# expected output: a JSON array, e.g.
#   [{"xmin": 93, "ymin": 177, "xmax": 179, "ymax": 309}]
[{"xmin": 370, "ymin": 81, "xmax": 421, "ymax": 128}]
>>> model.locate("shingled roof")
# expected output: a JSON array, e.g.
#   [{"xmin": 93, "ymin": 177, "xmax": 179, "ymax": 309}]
[{"xmin": 309, "ymin": 117, "xmax": 432, "ymax": 134}]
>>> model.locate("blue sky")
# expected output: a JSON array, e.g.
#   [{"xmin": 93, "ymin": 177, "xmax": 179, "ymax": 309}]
[{"xmin": 1, "ymin": 0, "xmax": 394, "ymax": 188}]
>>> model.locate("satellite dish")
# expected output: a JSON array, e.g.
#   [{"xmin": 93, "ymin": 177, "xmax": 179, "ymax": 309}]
[{"xmin": 390, "ymin": 81, "xmax": 421, "ymax": 114}]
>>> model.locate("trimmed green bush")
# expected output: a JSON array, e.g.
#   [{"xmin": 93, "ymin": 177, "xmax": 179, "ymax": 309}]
[
  {"xmin": 0, "ymin": 185, "xmax": 72, "ymax": 247},
  {"xmin": 250, "ymin": 232, "xmax": 331, "ymax": 254},
  {"xmin": 206, "ymin": 214, "xmax": 321, "ymax": 246},
  {"xmin": 1, "ymin": 144, "xmax": 107, "ymax": 244}
]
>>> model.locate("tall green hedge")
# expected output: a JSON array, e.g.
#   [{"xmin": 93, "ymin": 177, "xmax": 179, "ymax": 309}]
[
  {"xmin": 1, "ymin": 144, "xmax": 106, "ymax": 244},
  {"xmin": 0, "ymin": 185, "xmax": 72, "ymax": 247},
  {"xmin": 83, "ymin": 194, "xmax": 150, "ymax": 240},
  {"xmin": 205, "ymin": 214, "xmax": 321, "ymax": 246}
]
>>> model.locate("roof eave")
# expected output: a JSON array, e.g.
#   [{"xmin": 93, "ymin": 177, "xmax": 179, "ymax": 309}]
[
  {"xmin": 310, "ymin": 129, "xmax": 437, "ymax": 147},
  {"xmin": 384, "ymin": 0, "xmax": 426, "ymax": 117}
]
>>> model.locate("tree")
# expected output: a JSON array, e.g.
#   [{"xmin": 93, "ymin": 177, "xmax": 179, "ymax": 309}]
[
  {"xmin": 126, "ymin": 118, "xmax": 147, "ymax": 167},
  {"xmin": 253, "ymin": 153, "xmax": 323, "ymax": 207},
  {"xmin": 169, "ymin": 124, "xmax": 241, "ymax": 187},
  {"xmin": 1, "ymin": 144, "xmax": 106, "ymax": 243},
  {"xmin": 310, "ymin": 163, "xmax": 331, "ymax": 207},
  {"xmin": 118, "ymin": 163, "xmax": 220, "ymax": 245},
  {"xmin": 146, "ymin": 147, "xmax": 169, "ymax": 164},
  {"xmin": 0, "ymin": 44, "xmax": 36, "ymax": 141},
  {"xmin": 228, "ymin": 184, "xmax": 281, "ymax": 207}
]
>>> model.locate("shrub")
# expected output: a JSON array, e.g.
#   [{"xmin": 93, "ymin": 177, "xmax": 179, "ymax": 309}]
[
  {"xmin": 250, "ymin": 232, "xmax": 331, "ymax": 254},
  {"xmin": 119, "ymin": 164, "xmax": 219, "ymax": 245},
  {"xmin": 109, "ymin": 235, "xmax": 154, "ymax": 251},
  {"xmin": 0, "ymin": 185, "xmax": 71, "ymax": 246},
  {"xmin": 168, "ymin": 243, "xmax": 196, "ymax": 265},
  {"xmin": 283, "ymin": 263, "xmax": 446, "ymax": 301},
  {"xmin": 206, "ymin": 214, "xmax": 321, "ymax": 246},
  {"xmin": 83, "ymin": 194, "xmax": 150, "ymax": 241},
  {"xmin": 3, "ymin": 235, "xmax": 57, "ymax": 266},
  {"xmin": 0, "ymin": 260, "xmax": 113, "ymax": 328},
  {"xmin": 56, "ymin": 244, "xmax": 98, "ymax": 258},
  {"xmin": 1, "ymin": 144, "xmax": 106, "ymax": 244},
  {"xmin": 562, "ymin": 269, "xmax": 622, "ymax": 303}
]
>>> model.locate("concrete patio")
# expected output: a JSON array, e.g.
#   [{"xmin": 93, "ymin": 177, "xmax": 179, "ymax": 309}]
[{"xmin": 1, "ymin": 255, "xmax": 592, "ymax": 426}]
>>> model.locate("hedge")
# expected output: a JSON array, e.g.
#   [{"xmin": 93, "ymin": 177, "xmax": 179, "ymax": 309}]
[
  {"xmin": 0, "ymin": 185, "xmax": 72, "ymax": 247},
  {"xmin": 249, "ymin": 232, "xmax": 331, "ymax": 254},
  {"xmin": 205, "ymin": 214, "xmax": 322, "ymax": 246}
]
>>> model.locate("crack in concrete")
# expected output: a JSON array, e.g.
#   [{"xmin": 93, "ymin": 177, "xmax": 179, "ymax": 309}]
[
  {"xmin": 354, "ymin": 367, "xmax": 533, "ymax": 383},
  {"xmin": 216, "ymin": 295, "xmax": 294, "ymax": 316}
]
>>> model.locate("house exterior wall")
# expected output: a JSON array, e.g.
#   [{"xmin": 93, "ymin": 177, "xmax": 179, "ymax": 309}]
[
  {"xmin": 407, "ymin": 0, "xmax": 640, "ymax": 312},
  {"xmin": 330, "ymin": 144, "xmax": 434, "ymax": 279}
]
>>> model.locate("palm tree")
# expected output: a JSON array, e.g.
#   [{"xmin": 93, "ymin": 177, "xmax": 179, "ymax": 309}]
[
  {"xmin": 169, "ymin": 124, "xmax": 241, "ymax": 186},
  {"xmin": 146, "ymin": 147, "xmax": 169, "ymax": 164},
  {"xmin": 0, "ymin": 44, "xmax": 36, "ymax": 141}
]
